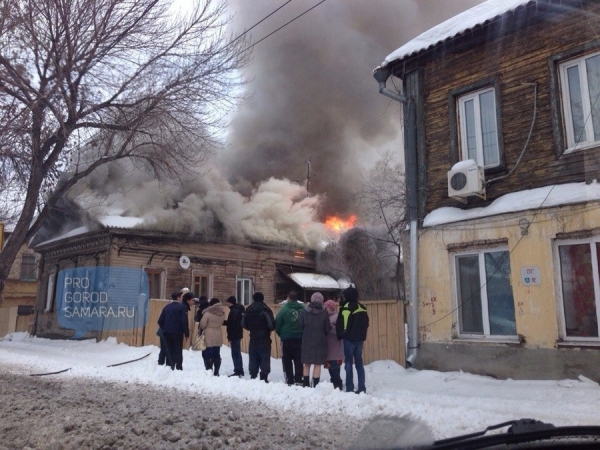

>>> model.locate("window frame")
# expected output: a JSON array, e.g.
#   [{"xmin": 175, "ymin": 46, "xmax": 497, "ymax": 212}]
[
  {"xmin": 20, "ymin": 254, "xmax": 37, "ymax": 281},
  {"xmin": 451, "ymin": 246, "xmax": 517, "ymax": 340},
  {"xmin": 555, "ymin": 237, "xmax": 600, "ymax": 342},
  {"xmin": 449, "ymin": 78, "xmax": 505, "ymax": 173},
  {"xmin": 236, "ymin": 276, "xmax": 254, "ymax": 306},
  {"xmin": 144, "ymin": 267, "xmax": 165, "ymax": 300},
  {"xmin": 192, "ymin": 272, "xmax": 212, "ymax": 299},
  {"xmin": 557, "ymin": 50, "xmax": 600, "ymax": 152}
]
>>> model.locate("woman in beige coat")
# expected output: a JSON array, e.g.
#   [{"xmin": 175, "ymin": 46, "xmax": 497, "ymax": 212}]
[{"xmin": 199, "ymin": 298, "xmax": 226, "ymax": 376}]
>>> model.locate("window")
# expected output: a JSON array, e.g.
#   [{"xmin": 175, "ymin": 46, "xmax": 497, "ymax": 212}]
[
  {"xmin": 145, "ymin": 268, "xmax": 164, "ymax": 300},
  {"xmin": 20, "ymin": 254, "xmax": 37, "ymax": 281},
  {"xmin": 454, "ymin": 249, "xmax": 516, "ymax": 336},
  {"xmin": 236, "ymin": 277, "xmax": 253, "ymax": 306},
  {"xmin": 559, "ymin": 51, "xmax": 600, "ymax": 151},
  {"xmin": 457, "ymin": 88, "xmax": 500, "ymax": 168},
  {"xmin": 557, "ymin": 240, "xmax": 600, "ymax": 339},
  {"xmin": 193, "ymin": 274, "xmax": 211, "ymax": 298}
]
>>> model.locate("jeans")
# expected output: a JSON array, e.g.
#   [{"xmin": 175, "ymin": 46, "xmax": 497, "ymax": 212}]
[
  {"xmin": 230, "ymin": 339, "xmax": 243, "ymax": 374},
  {"xmin": 343, "ymin": 339, "xmax": 365, "ymax": 392},
  {"xmin": 248, "ymin": 340, "xmax": 271, "ymax": 377},
  {"xmin": 327, "ymin": 359, "xmax": 343, "ymax": 389}
]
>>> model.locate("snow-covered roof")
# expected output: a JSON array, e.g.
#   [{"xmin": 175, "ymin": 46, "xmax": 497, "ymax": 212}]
[
  {"xmin": 424, "ymin": 181, "xmax": 600, "ymax": 227},
  {"xmin": 288, "ymin": 273, "xmax": 341, "ymax": 290},
  {"xmin": 98, "ymin": 215, "xmax": 144, "ymax": 229},
  {"xmin": 381, "ymin": 0, "xmax": 532, "ymax": 67}
]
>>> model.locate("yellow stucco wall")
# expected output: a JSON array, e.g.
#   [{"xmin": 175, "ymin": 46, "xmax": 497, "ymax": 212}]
[{"xmin": 418, "ymin": 202, "xmax": 600, "ymax": 349}]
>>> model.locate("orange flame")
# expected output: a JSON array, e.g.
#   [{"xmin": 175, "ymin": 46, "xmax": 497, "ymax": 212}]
[{"xmin": 324, "ymin": 214, "xmax": 357, "ymax": 233}]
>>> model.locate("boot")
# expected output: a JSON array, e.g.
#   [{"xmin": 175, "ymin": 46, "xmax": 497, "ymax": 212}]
[
  {"xmin": 259, "ymin": 372, "xmax": 269, "ymax": 383},
  {"xmin": 213, "ymin": 358, "xmax": 222, "ymax": 376},
  {"xmin": 333, "ymin": 379, "xmax": 343, "ymax": 390},
  {"xmin": 250, "ymin": 374, "xmax": 257, "ymax": 379},
  {"xmin": 302, "ymin": 376, "xmax": 310, "ymax": 387},
  {"xmin": 312, "ymin": 377, "xmax": 319, "ymax": 388},
  {"xmin": 203, "ymin": 357, "xmax": 213, "ymax": 371}
]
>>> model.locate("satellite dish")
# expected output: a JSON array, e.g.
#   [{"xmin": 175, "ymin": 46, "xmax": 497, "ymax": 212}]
[{"xmin": 179, "ymin": 255, "xmax": 190, "ymax": 270}]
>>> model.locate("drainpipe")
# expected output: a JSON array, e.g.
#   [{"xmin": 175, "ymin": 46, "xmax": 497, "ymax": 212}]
[{"xmin": 373, "ymin": 66, "xmax": 419, "ymax": 366}]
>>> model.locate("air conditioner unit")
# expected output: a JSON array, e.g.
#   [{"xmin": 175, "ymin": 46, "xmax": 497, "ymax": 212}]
[{"xmin": 447, "ymin": 160, "xmax": 486, "ymax": 202}]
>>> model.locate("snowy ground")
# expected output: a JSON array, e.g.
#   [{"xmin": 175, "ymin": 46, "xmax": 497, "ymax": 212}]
[{"xmin": 1, "ymin": 333, "xmax": 599, "ymax": 449}]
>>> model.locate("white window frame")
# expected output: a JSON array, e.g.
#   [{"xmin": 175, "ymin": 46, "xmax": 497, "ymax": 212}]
[
  {"xmin": 457, "ymin": 87, "xmax": 500, "ymax": 169},
  {"xmin": 555, "ymin": 237, "xmax": 600, "ymax": 342},
  {"xmin": 192, "ymin": 272, "xmax": 213, "ymax": 299},
  {"xmin": 559, "ymin": 51, "xmax": 600, "ymax": 152},
  {"xmin": 236, "ymin": 277, "xmax": 253, "ymax": 306},
  {"xmin": 452, "ymin": 247, "xmax": 517, "ymax": 339}
]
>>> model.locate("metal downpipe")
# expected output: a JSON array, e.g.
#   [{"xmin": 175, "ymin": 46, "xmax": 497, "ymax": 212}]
[{"xmin": 374, "ymin": 70, "xmax": 419, "ymax": 366}]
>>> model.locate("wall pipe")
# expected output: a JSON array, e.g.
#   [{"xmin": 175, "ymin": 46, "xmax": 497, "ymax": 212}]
[{"xmin": 374, "ymin": 66, "xmax": 419, "ymax": 366}]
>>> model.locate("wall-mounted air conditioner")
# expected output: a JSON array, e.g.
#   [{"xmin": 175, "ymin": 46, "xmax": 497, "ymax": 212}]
[{"xmin": 447, "ymin": 159, "xmax": 486, "ymax": 202}]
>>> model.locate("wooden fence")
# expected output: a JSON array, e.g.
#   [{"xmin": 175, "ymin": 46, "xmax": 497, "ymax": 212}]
[
  {"xmin": 0, "ymin": 307, "xmax": 35, "ymax": 337},
  {"xmin": 101, "ymin": 299, "xmax": 406, "ymax": 366}
]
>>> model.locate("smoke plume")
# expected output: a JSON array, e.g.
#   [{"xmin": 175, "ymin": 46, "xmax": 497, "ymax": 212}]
[{"xmin": 64, "ymin": 0, "xmax": 484, "ymax": 250}]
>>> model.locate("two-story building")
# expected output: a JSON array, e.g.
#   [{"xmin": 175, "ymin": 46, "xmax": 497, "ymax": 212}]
[{"xmin": 375, "ymin": 0, "xmax": 600, "ymax": 381}]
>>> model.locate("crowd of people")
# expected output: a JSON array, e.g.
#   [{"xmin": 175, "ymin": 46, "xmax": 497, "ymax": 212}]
[{"xmin": 156, "ymin": 286, "xmax": 369, "ymax": 393}]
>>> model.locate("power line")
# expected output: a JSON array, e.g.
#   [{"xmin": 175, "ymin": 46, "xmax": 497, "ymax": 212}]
[
  {"xmin": 245, "ymin": 0, "xmax": 327, "ymax": 52},
  {"xmin": 228, "ymin": 1, "xmax": 293, "ymax": 48}
]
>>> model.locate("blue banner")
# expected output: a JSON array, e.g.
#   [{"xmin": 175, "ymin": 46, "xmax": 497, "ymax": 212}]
[{"xmin": 56, "ymin": 267, "xmax": 149, "ymax": 338}]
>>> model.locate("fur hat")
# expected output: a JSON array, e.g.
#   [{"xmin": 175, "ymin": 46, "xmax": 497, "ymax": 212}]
[
  {"xmin": 253, "ymin": 292, "xmax": 264, "ymax": 302},
  {"xmin": 343, "ymin": 287, "xmax": 359, "ymax": 303},
  {"xmin": 226, "ymin": 296, "xmax": 237, "ymax": 305},
  {"xmin": 324, "ymin": 300, "xmax": 337, "ymax": 312},
  {"xmin": 182, "ymin": 292, "xmax": 195, "ymax": 303},
  {"xmin": 181, "ymin": 287, "xmax": 191, "ymax": 294},
  {"xmin": 311, "ymin": 292, "xmax": 324, "ymax": 304}
]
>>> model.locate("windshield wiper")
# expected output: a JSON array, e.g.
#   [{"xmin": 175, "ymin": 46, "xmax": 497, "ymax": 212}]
[{"xmin": 422, "ymin": 418, "xmax": 600, "ymax": 449}]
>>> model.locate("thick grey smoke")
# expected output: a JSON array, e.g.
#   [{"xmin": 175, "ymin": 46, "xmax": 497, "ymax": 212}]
[
  {"xmin": 221, "ymin": 0, "xmax": 484, "ymax": 217},
  {"xmin": 63, "ymin": 0, "xmax": 485, "ymax": 250}
]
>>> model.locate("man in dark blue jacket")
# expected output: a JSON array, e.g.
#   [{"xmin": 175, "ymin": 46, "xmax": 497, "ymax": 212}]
[
  {"xmin": 242, "ymin": 292, "xmax": 275, "ymax": 382},
  {"xmin": 158, "ymin": 292, "xmax": 193, "ymax": 370},
  {"xmin": 336, "ymin": 287, "xmax": 369, "ymax": 393},
  {"xmin": 224, "ymin": 296, "xmax": 245, "ymax": 377}
]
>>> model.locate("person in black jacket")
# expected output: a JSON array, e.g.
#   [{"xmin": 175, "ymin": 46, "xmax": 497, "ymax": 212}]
[
  {"xmin": 241, "ymin": 292, "xmax": 275, "ymax": 382},
  {"xmin": 158, "ymin": 292, "xmax": 194, "ymax": 370},
  {"xmin": 224, "ymin": 296, "xmax": 245, "ymax": 377},
  {"xmin": 336, "ymin": 287, "xmax": 369, "ymax": 393}
]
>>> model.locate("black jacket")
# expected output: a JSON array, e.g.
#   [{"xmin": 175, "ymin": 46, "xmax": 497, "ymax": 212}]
[
  {"xmin": 158, "ymin": 302, "xmax": 190, "ymax": 338},
  {"xmin": 242, "ymin": 301, "xmax": 275, "ymax": 344},
  {"xmin": 224, "ymin": 303, "xmax": 245, "ymax": 341},
  {"xmin": 336, "ymin": 300, "xmax": 369, "ymax": 342}
]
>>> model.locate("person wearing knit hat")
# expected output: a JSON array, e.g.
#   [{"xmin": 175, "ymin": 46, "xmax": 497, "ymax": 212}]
[
  {"xmin": 336, "ymin": 286, "xmax": 369, "ymax": 394},
  {"xmin": 324, "ymin": 299, "xmax": 344, "ymax": 390},
  {"xmin": 299, "ymin": 292, "xmax": 331, "ymax": 388}
]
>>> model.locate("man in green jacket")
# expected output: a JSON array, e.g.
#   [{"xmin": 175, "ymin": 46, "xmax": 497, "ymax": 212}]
[{"xmin": 275, "ymin": 290, "xmax": 305, "ymax": 386}]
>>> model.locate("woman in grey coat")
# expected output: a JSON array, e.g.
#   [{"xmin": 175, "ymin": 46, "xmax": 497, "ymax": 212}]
[{"xmin": 299, "ymin": 292, "xmax": 331, "ymax": 387}]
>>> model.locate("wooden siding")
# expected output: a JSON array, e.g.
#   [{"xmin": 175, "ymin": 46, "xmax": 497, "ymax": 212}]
[
  {"xmin": 401, "ymin": 2, "xmax": 600, "ymax": 215},
  {"xmin": 104, "ymin": 299, "xmax": 405, "ymax": 366}
]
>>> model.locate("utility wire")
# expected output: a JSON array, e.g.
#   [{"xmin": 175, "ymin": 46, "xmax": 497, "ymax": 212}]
[
  {"xmin": 244, "ymin": 0, "xmax": 327, "ymax": 52},
  {"xmin": 228, "ymin": 0, "xmax": 293, "ymax": 47}
]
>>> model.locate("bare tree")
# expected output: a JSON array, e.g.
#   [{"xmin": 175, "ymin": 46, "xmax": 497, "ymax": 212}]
[
  {"xmin": 317, "ymin": 152, "xmax": 406, "ymax": 300},
  {"xmin": 0, "ymin": 0, "xmax": 250, "ymax": 299},
  {"xmin": 354, "ymin": 151, "xmax": 407, "ymax": 299}
]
